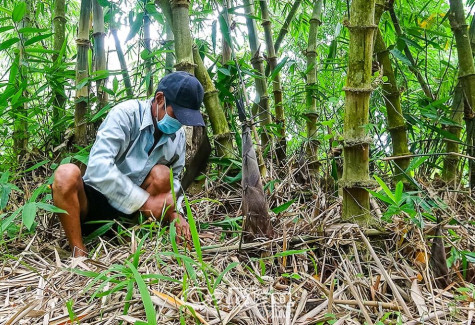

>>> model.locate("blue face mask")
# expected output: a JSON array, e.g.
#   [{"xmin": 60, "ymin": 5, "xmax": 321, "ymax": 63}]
[{"xmin": 156, "ymin": 97, "xmax": 182, "ymax": 134}]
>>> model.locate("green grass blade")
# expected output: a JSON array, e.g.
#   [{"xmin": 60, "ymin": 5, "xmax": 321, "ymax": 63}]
[
  {"xmin": 125, "ymin": 261, "xmax": 157, "ymax": 323},
  {"xmin": 184, "ymin": 195, "xmax": 202, "ymax": 263}
]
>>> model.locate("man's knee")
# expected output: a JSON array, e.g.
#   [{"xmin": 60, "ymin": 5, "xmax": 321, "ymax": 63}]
[
  {"xmin": 149, "ymin": 164, "xmax": 172, "ymax": 193},
  {"xmin": 53, "ymin": 164, "xmax": 82, "ymax": 195}
]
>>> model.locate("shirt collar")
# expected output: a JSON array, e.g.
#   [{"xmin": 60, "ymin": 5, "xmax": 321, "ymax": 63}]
[{"xmin": 140, "ymin": 98, "xmax": 154, "ymax": 131}]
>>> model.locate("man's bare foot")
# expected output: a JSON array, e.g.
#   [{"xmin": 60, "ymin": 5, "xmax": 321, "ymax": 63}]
[{"xmin": 72, "ymin": 246, "xmax": 88, "ymax": 257}]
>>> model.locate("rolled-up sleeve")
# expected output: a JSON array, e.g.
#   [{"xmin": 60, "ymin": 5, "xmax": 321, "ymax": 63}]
[
  {"xmin": 171, "ymin": 131, "xmax": 186, "ymax": 214},
  {"xmin": 85, "ymin": 107, "xmax": 150, "ymax": 214}
]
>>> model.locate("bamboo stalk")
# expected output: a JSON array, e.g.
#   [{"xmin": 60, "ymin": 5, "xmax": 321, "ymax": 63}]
[
  {"xmin": 111, "ymin": 28, "xmax": 133, "ymax": 97},
  {"xmin": 259, "ymin": 0, "xmax": 286, "ymax": 163},
  {"xmin": 243, "ymin": 0, "xmax": 272, "ymax": 151},
  {"xmin": 443, "ymin": 83, "xmax": 464, "ymax": 185},
  {"xmin": 374, "ymin": 1, "xmax": 411, "ymax": 183},
  {"xmin": 388, "ymin": 4, "xmax": 434, "ymax": 100},
  {"xmin": 143, "ymin": 0, "xmax": 153, "ymax": 96},
  {"xmin": 448, "ymin": 0, "xmax": 475, "ymax": 191},
  {"xmin": 192, "ymin": 44, "xmax": 234, "ymax": 158},
  {"xmin": 341, "ymin": 0, "xmax": 377, "ymax": 225},
  {"xmin": 12, "ymin": 0, "xmax": 31, "ymax": 158},
  {"xmin": 305, "ymin": 0, "xmax": 323, "ymax": 179},
  {"xmin": 165, "ymin": 20, "xmax": 174, "ymax": 74},
  {"xmin": 170, "ymin": 0, "xmax": 194, "ymax": 73},
  {"xmin": 92, "ymin": 0, "xmax": 108, "ymax": 113},
  {"xmin": 74, "ymin": 0, "xmax": 92, "ymax": 146},
  {"xmin": 52, "ymin": 0, "xmax": 66, "ymax": 144},
  {"xmin": 274, "ymin": 0, "xmax": 301, "ymax": 55}
]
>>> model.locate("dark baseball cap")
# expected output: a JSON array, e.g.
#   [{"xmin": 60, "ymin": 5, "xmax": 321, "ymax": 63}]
[{"xmin": 157, "ymin": 71, "xmax": 205, "ymax": 127}]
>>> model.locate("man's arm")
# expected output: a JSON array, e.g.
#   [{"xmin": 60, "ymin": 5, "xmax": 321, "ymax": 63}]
[{"xmin": 85, "ymin": 106, "xmax": 150, "ymax": 214}]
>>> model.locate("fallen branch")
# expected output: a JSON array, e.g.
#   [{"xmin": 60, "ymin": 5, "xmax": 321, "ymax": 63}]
[{"xmin": 333, "ymin": 299, "xmax": 402, "ymax": 311}]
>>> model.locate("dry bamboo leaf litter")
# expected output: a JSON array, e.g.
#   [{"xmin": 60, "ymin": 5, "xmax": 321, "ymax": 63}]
[{"xmin": 1, "ymin": 169, "xmax": 474, "ymax": 324}]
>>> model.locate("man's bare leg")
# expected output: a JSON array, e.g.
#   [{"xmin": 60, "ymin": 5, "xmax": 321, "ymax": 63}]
[
  {"xmin": 140, "ymin": 165, "xmax": 191, "ymax": 241},
  {"xmin": 140, "ymin": 164, "xmax": 171, "ymax": 196},
  {"xmin": 52, "ymin": 164, "xmax": 88, "ymax": 257}
]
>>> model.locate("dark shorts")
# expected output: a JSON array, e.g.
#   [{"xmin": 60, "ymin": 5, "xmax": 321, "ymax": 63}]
[{"xmin": 82, "ymin": 181, "xmax": 135, "ymax": 237}]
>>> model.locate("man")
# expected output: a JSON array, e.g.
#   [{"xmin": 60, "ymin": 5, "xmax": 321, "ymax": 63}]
[{"xmin": 52, "ymin": 71, "xmax": 204, "ymax": 257}]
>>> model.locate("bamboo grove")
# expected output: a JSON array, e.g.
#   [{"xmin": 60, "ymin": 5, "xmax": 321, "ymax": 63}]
[{"xmin": 1, "ymin": 0, "xmax": 475, "ymax": 228}]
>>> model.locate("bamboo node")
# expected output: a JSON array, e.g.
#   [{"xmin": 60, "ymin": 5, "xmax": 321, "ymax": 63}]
[
  {"xmin": 261, "ymin": 19, "xmax": 271, "ymax": 27},
  {"xmin": 171, "ymin": 0, "xmax": 190, "ymax": 9},
  {"xmin": 344, "ymin": 21, "xmax": 377, "ymax": 31},
  {"xmin": 338, "ymin": 179, "xmax": 378, "ymax": 189},
  {"xmin": 53, "ymin": 15, "xmax": 67, "ymax": 23},
  {"xmin": 76, "ymin": 38, "xmax": 90, "ymax": 46},
  {"xmin": 174, "ymin": 61, "xmax": 196, "ymax": 71},
  {"xmin": 343, "ymin": 136, "xmax": 372, "ymax": 147},
  {"xmin": 203, "ymin": 90, "xmax": 219, "ymax": 100},
  {"xmin": 304, "ymin": 112, "xmax": 318, "ymax": 120},
  {"xmin": 458, "ymin": 72, "xmax": 475, "ymax": 80},
  {"xmin": 387, "ymin": 125, "xmax": 407, "ymax": 132},
  {"xmin": 215, "ymin": 132, "xmax": 232, "ymax": 141},
  {"xmin": 92, "ymin": 31, "xmax": 106, "ymax": 37},
  {"xmin": 250, "ymin": 56, "xmax": 264, "ymax": 65},
  {"xmin": 309, "ymin": 18, "xmax": 321, "ymax": 25},
  {"xmin": 342, "ymin": 86, "xmax": 373, "ymax": 93}
]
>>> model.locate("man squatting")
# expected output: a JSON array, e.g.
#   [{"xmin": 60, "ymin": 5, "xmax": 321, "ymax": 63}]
[{"xmin": 52, "ymin": 72, "xmax": 204, "ymax": 257}]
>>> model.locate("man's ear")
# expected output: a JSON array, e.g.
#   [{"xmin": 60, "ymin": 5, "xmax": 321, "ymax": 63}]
[{"xmin": 155, "ymin": 91, "xmax": 164, "ymax": 106}]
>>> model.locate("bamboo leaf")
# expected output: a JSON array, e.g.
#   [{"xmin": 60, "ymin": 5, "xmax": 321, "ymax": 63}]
[
  {"xmin": 24, "ymin": 33, "xmax": 53, "ymax": 46},
  {"xmin": 211, "ymin": 20, "xmax": 217, "ymax": 53},
  {"xmin": 0, "ymin": 37, "xmax": 20, "ymax": 51},
  {"xmin": 269, "ymin": 56, "xmax": 289, "ymax": 81},
  {"xmin": 367, "ymin": 189, "xmax": 396, "ymax": 205},
  {"xmin": 18, "ymin": 27, "xmax": 48, "ymax": 34},
  {"xmin": 125, "ymin": 12, "xmax": 144, "ymax": 43},
  {"xmin": 22, "ymin": 202, "xmax": 37, "ymax": 230},
  {"xmin": 36, "ymin": 202, "xmax": 67, "ymax": 214},
  {"xmin": 271, "ymin": 199, "xmax": 295, "ymax": 214},
  {"xmin": 390, "ymin": 49, "xmax": 413, "ymax": 67},
  {"xmin": 218, "ymin": 13, "xmax": 232, "ymax": 49},
  {"xmin": 373, "ymin": 175, "xmax": 396, "ymax": 202},
  {"xmin": 96, "ymin": 0, "xmax": 110, "ymax": 7},
  {"xmin": 12, "ymin": 2, "xmax": 26, "ymax": 22},
  {"xmin": 113, "ymin": 77, "xmax": 119, "ymax": 93},
  {"xmin": 0, "ymin": 26, "xmax": 14, "ymax": 33}
]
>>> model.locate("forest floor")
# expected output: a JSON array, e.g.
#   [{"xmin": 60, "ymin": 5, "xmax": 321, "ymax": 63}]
[{"xmin": 0, "ymin": 161, "xmax": 474, "ymax": 324}]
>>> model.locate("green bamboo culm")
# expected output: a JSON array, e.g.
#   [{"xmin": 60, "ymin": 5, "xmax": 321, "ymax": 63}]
[
  {"xmin": 448, "ymin": 0, "xmax": 475, "ymax": 192},
  {"xmin": 305, "ymin": 0, "xmax": 323, "ymax": 179},
  {"xmin": 341, "ymin": 0, "xmax": 377, "ymax": 225},
  {"xmin": 92, "ymin": 0, "xmax": 108, "ymax": 114},
  {"xmin": 259, "ymin": 0, "xmax": 286, "ymax": 164},
  {"xmin": 170, "ymin": 0, "xmax": 194, "ymax": 74},
  {"xmin": 74, "ymin": 0, "xmax": 92, "ymax": 146},
  {"xmin": 442, "ymin": 83, "xmax": 463, "ymax": 186},
  {"xmin": 12, "ymin": 0, "xmax": 31, "ymax": 159},
  {"xmin": 52, "ymin": 0, "xmax": 66, "ymax": 144},
  {"xmin": 112, "ymin": 28, "xmax": 133, "ymax": 97},
  {"xmin": 374, "ymin": 1, "xmax": 411, "ymax": 183},
  {"xmin": 243, "ymin": 0, "xmax": 272, "ymax": 150},
  {"xmin": 143, "ymin": 0, "xmax": 153, "ymax": 96},
  {"xmin": 192, "ymin": 44, "xmax": 234, "ymax": 159}
]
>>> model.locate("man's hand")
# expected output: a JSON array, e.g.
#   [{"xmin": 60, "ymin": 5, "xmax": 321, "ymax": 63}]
[
  {"xmin": 140, "ymin": 193, "xmax": 175, "ymax": 221},
  {"xmin": 170, "ymin": 212, "xmax": 191, "ymax": 244}
]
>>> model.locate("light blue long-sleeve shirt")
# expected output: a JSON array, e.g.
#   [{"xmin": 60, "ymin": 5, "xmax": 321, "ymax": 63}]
[{"xmin": 83, "ymin": 99, "xmax": 185, "ymax": 215}]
